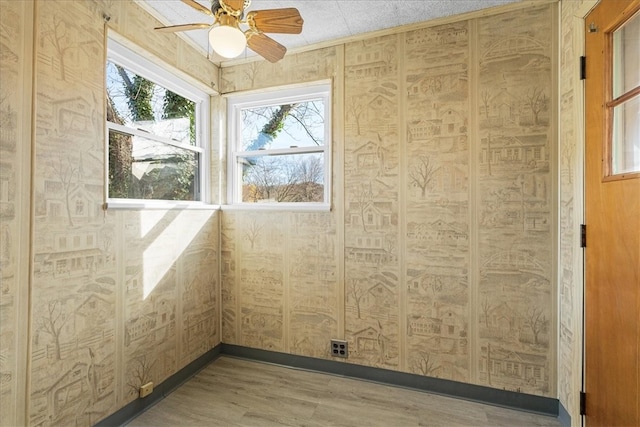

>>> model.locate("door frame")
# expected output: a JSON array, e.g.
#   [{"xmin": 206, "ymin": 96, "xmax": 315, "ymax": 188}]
[{"xmin": 561, "ymin": 1, "xmax": 597, "ymax": 425}]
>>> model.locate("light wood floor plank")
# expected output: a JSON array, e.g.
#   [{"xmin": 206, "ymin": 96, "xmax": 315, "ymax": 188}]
[{"xmin": 127, "ymin": 357, "xmax": 561, "ymax": 427}]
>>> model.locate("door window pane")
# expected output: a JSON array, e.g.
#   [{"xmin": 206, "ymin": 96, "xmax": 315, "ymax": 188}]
[
  {"xmin": 612, "ymin": 11, "xmax": 640, "ymax": 99},
  {"xmin": 611, "ymin": 96, "xmax": 640, "ymax": 174},
  {"xmin": 609, "ymin": 10, "xmax": 640, "ymax": 175}
]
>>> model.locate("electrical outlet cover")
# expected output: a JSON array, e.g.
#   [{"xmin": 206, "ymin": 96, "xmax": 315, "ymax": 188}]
[
  {"xmin": 139, "ymin": 382, "xmax": 154, "ymax": 398},
  {"xmin": 330, "ymin": 339, "xmax": 348, "ymax": 358}
]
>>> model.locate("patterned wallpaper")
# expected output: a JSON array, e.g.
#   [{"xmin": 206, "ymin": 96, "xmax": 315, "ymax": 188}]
[
  {"xmin": 220, "ymin": 47, "xmax": 341, "ymax": 354},
  {"xmin": 0, "ymin": 0, "xmax": 590, "ymax": 425},
  {"xmin": 1, "ymin": 1, "xmax": 220, "ymax": 426},
  {"xmin": 221, "ymin": 3, "xmax": 557, "ymax": 397}
]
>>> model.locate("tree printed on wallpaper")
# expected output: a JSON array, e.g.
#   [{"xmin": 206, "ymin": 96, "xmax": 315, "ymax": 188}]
[
  {"xmin": 49, "ymin": 157, "xmax": 78, "ymax": 227},
  {"xmin": 411, "ymin": 351, "xmax": 440, "ymax": 377},
  {"xmin": 42, "ymin": 16, "xmax": 76, "ymax": 81},
  {"xmin": 36, "ymin": 300, "xmax": 69, "ymax": 361},
  {"xmin": 126, "ymin": 355, "xmax": 155, "ymax": 396},
  {"xmin": 524, "ymin": 88, "xmax": 548, "ymax": 127},
  {"xmin": 42, "ymin": 15, "xmax": 100, "ymax": 82},
  {"xmin": 480, "ymin": 90, "xmax": 491, "ymax": 120},
  {"xmin": 347, "ymin": 95, "xmax": 365, "ymax": 136},
  {"xmin": 348, "ymin": 278, "xmax": 367, "ymax": 319},
  {"xmin": 352, "ymin": 183, "xmax": 373, "ymax": 232},
  {"xmin": 409, "ymin": 155, "xmax": 439, "ymax": 198},
  {"xmin": 525, "ymin": 306, "xmax": 548, "ymax": 346},
  {"xmin": 243, "ymin": 218, "xmax": 263, "ymax": 250},
  {"xmin": 243, "ymin": 62, "xmax": 261, "ymax": 89}
]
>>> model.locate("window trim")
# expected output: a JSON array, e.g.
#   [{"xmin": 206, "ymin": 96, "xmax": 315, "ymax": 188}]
[
  {"xmin": 105, "ymin": 34, "xmax": 212, "ymax": 209},
  {"xmin": 226, "ymin": 81, "xmax": 332, "ymax": 211}
]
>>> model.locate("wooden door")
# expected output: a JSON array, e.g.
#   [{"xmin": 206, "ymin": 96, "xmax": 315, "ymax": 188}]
[{"xmin": 584, "ymin": 1, "xmax": 640, "ymax": 426}]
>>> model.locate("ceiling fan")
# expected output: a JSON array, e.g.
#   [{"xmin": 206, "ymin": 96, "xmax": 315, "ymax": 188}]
[{"xmin": 154, "ymin": 0, "xmax": 304, "ymax": 62}]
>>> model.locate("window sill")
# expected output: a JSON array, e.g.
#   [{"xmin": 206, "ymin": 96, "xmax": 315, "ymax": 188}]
[
  {"xmin": 105, "ymin": 200, "xmax": 221, "ymax": 211},
  {"xmin": 221, "ymin": 203, "xmax": 331, "ymax": 212}
]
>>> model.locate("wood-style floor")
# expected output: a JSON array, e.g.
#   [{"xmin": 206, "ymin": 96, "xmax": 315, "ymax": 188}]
[{"xmin": 127, "ymin": 356, "xmax": 561, "ymax": 427}]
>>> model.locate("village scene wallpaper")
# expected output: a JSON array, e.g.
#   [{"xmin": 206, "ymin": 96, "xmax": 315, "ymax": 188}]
[
  {"xmin": 1, "ymin": 0, "xmax": 594, "ymax": 425},
  {"xmin": 221, "ymin": 0, "xmax": 557, "ymax": 399},
  {"xmin": 1, "ymin": 0, "xmax": 219, "ymax": 425}
]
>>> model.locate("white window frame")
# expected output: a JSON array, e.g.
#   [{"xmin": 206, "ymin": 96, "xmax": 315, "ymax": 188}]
[
  {"xmin": 226, "ymin": 81, "xmax": 332, "ymax": 211},
  {"xmin": 105, "ymin": 35, "xmax": 211, "ymax": 209}
]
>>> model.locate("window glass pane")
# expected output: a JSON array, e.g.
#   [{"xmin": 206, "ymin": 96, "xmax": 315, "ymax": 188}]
[
  {"xmin": 239, "ymin": 153, "xmax": 324, "ymax": 203},
  {"xmin": 240, "ymin": 100, "xmax": 325, "ymax": 151},
  {"xmin": 612, "ymin": 11, "xmax": 640, "ymax": 99},
  {"xmin": 611, "ymin": 95, "xmax": 640, "ymax": 174},
  {"xmin": 108, "ymin": 129, "xmax": 199, "ymax": 201},
  {"xmin": 106, "ymin": 60, "xmax": 196, "ymax": 146}
]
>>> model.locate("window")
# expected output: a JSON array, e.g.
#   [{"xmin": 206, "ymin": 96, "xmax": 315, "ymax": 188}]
[
  {"xmin": 227, "ymin": 82, "xmax": 331, "ymax": 209},
  {"xmin": 607, "ymin": 10, "xmax": 640, "ymax": 177},
  {"xmin": 106, "ymin": 36, "xmax": 210, "ymax": 205}
]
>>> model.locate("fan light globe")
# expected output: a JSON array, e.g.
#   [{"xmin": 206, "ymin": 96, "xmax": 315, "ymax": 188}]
[{"xmin": 209, "ymin": 25, "xmax": 247, "ymax": 58}]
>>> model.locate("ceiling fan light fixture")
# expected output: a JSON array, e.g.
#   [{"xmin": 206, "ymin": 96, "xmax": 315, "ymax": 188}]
[{"xmin": 209, "ymin": 24, "xmax": 247, "ymax": 58}]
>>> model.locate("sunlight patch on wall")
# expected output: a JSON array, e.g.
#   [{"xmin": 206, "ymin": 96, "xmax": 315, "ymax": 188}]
[
  {"xmin": 143, "ymin": 210, "xmax": 214, "ymax": 298},
  {"xmin": 139, "ymin": 210, "xmax": 168, "ymax": 238}
]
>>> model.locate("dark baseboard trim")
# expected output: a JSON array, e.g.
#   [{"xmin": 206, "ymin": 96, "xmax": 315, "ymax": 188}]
[
  {"xmin": 95, "ymin": 344, "xmax": 222, "ymax": 427},
  {"xmin": 97, "ymin": 343, "xmax": 562, "ymax": 426},
  {"xmin": 558, "ymin": 401, "xmax": 572, "ymax": 427},
  {"xmin": 222, "ymin": 344, "xmax": 559, "ymax": 417}
]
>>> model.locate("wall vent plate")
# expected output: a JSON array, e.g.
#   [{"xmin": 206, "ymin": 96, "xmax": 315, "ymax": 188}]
[{"xmin": 330, "ymin": 339, "xmax": 348, "ymax": 358}]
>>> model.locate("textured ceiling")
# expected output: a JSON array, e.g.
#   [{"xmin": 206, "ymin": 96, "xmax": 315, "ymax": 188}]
[{"xmin": 139, "ymin": 0, "xmax": 525, "ymax": 64}]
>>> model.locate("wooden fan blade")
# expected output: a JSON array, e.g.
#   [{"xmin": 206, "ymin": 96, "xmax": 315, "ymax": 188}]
[
  {"xmin": 247, "ymin": 8, "xmax": 303, "ymax": 34},
  {"xmin": 220, "ymin": 0, "xmax": 245, "ymax": 13},
  {"xmin": 247, "ymin": 33, "xmax": 287, "ymax": 63},
  {"xmin": 181, "ymin": 0, "xmax": 214, "ymax": 17},
  {"xmin": 154, "ymin": 23, "xmax": 211, "ymax": 32}
]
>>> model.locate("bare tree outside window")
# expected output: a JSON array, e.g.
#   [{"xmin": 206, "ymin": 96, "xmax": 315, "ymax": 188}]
[
  {"xmin": 242, "ymin": 154, "xmax": 324, "ymax": 202},
  {"xmin": 232, "ymin": 85, "xmax": 330, "ymax": 204}
]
